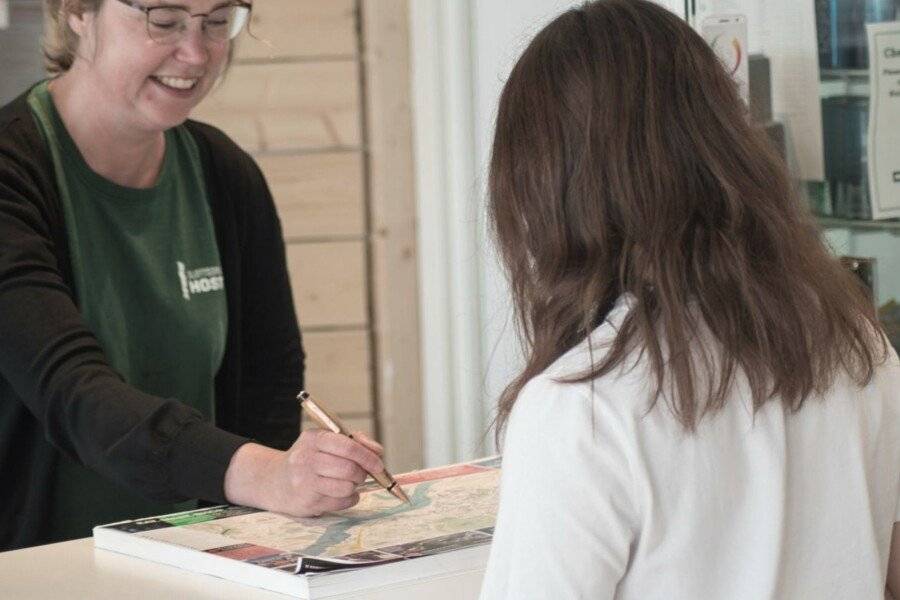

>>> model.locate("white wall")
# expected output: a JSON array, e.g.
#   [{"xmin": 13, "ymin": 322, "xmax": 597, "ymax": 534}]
[
  {"xmin": 410, "ymin": 0, "xmax": 686, "ymax": 467},
  {"xmin": 471, "ymin": 0, "xmax": 588, "ymax": 460}
]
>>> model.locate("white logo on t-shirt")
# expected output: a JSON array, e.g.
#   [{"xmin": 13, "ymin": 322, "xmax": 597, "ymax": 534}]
[{"xmin": 177, "ymin": 261, "xmax": 225, "ymax": 300}]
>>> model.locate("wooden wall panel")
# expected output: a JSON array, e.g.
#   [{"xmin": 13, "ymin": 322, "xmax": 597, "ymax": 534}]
[
  {"xmin": 236, "ymin": 0, "xmax": 357, "ymax": 60},
  {"xmin": 185, "ymin": 1, "xmax": 419, "ymax": 461},
  {"xmin": 360, "ymin": 0, "xmax": 423, "ymax": 471},
  {"xmin": 258, "ymin": 152, "xmax": 365, "ymax": 239},
  {"xmin": 286, "ymin": 242, "xmax": 368, "ymax": 328},
  {"xmin": 302, "ymin": 330, "xmax": 372, "ymax": 414},
  {"xmin": 192, "ymin": 62, "xmax": 361, "ymax": 152}
]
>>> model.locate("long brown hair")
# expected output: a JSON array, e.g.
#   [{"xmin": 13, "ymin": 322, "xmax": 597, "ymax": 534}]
[{"xmin": 489, "ymin": 0, "xmax": 886, "ymax": 437}]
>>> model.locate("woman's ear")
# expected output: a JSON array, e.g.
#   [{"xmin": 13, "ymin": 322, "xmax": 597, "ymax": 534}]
[{"xmin": 65, "ymin": 0, "xmax": 89, "ymax": 37}]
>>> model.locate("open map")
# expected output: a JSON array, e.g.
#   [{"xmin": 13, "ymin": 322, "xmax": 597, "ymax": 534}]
[
  {"xmin": 108, "ymin": 456, "xmax": 501, "ymax": 574},
  {"xmin": 190, "ymin": 458, "xmax": 499, "ymax": 563}
]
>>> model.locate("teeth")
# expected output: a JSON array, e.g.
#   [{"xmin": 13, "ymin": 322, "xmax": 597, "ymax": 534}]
[{"xmin": 156, "ymin": 76, "xmax": 198, "ymax": 90}]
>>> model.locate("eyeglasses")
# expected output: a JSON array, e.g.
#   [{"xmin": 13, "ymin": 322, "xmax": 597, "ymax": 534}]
[{"xmin": 115, "ymin": 0, "xmax": 252, "ymax": 44}]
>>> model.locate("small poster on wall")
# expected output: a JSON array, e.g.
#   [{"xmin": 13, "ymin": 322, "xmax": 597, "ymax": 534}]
[
  {"xmin": 867, "ymin": 21, "xmax": 900, "ymax": 220},
  {"xmin": 0, "ymin": 0, "xmax": 9, "ymax": 30},
  {"xmin": 701, "ymin": 14, "xmax": 750, "ymax": 104}
]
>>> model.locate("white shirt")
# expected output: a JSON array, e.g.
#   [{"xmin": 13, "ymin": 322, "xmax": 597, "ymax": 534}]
[{"xmin": 480, "ymin": 297, "xmax": 900, "ymax": 600}]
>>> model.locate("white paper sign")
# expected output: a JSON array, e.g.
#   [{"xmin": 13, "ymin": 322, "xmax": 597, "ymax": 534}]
[
  {"xmin": 867, "ymin": 22, "xmax": 900, "ymax": 220},
  {"xmin": 0, "ymin": 0, "xmax": 10, "ymax": 30}
]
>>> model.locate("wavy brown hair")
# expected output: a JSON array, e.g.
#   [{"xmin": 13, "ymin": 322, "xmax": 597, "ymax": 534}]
[{"xmin": 489, "ymin": 0, "xmax": 886, "ymax": 437}]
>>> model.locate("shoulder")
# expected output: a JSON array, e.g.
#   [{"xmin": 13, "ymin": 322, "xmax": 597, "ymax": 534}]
[
  {"xmin": 499, "ymin": 347, "xmax": 643, "ymax": 539},
  {"xmin": 181, "ymin": 119, "xmax": 277, "ymax": 226},
  {"xmin": 0, "ymin": 88, "xmax": 57, "ymax": 219},
  {"xmin": 874, "ymin": 343, "xmax": 900, "ymax": 407},
  {"xmin": 182, "ymin": 119, "xmax": 264, "ymax": 183},
  {"xmin": 534, "ymin": 294, "xmax": 648, "ymax": 416},
  {"xmin": 0, "ymin": 87, "xmax": 33, "ymax": 132},
  {"xmin": 502, "ymin": 295, "xmax": 651, "ymax": 465},
  {"xmin": 507, "ymin": 367, "xmax": 640, "ymax": 458},
  {"xmin": 0, "ymin": 86, "xmax": 48, "ymax": 171}
]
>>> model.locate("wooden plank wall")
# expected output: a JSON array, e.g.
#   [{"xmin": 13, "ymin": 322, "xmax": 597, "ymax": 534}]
[
  {"xmin": 359, "ymin": 0, "xmax": 423, "ymax": 472},
  {"xmin": 192, "ymin": 0, "xmax": 375, "ymax": 437}
]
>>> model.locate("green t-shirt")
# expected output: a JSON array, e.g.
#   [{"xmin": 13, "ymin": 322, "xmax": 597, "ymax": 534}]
[{"xmin": 27, "ymin": 81, "xmax": 228, "ymax": 541}]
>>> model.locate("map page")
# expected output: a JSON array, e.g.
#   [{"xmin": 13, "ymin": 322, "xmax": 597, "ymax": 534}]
[{"xmin": 182, "ymin": 456, "xmax": 500, "ymax": 570}]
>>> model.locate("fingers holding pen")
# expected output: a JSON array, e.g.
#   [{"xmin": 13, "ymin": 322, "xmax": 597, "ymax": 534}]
[
  {"xmin": 352, "ymin": 431, "xmax": 384, "ymax": 457},
  {"xmin": 310, "ymin": 491, "xmax": 360, "ymax": 515},
  {"xmin": 292, "ymin": 429, "xmax": 386, "ymax": 515},
  {"xmin": 311, "ymin": 450, "xmax": 368, "ymax": 484},
  {"xmin": 313, "ymin": 430, "xmax": 385, "ymax": 476},
  {"xmin": 313, "ymin": 475, "xmax": 358, "ymax": 499},
  {"xmin": 275, "ymin": 430, "xmax": 365, "ymax": 514},
  {"xmin": 226, "ymin": 427, "xmax": 392, "ymax": 519}
]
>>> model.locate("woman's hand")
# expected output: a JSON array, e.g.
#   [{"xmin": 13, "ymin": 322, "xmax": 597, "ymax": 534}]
[{"xmin": 223, "ymin": 430, "xmax": 385, "ymax": 516}]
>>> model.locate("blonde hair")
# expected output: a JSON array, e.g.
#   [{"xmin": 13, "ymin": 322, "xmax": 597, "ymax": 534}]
[
  {"xmin": 43, "ymin": 0, "xmax": 104, "ymax": 74},
  {"xmin": 42, "ymin": 0, "xmax": 245, "ymax": 76}
]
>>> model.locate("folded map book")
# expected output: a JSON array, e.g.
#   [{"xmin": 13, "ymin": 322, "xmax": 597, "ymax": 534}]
[{"xmin": 92, "ymin": 456, "xmax": 501, "ymax": 599}]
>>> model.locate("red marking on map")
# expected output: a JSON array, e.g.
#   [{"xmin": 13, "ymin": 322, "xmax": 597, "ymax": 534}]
[
  {"xmin": 206, "ymin": 543, "xmax": 280, "ymax": 561},
  {"xmin": 395, "ymin": 464, "xmax": 487, "ymax": 485}
]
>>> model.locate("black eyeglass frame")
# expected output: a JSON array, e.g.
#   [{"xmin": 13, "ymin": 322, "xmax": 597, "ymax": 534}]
[{"xmin": 114, "ymin": 0, "xmax": 253, "ymax": 43}]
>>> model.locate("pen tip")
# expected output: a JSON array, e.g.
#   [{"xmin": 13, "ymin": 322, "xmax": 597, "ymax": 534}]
[{"xmin": 394, "ymin": 486, "xmax": 411, "ymax": 505}]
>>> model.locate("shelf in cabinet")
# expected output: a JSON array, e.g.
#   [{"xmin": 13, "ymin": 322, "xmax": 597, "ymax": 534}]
[
  {"xmin": 819, "ymin": 69, "xmax": 870, "ymax": 97},
  {"xmin": 817, "ymin": 216, "xmax": 900, "ymax": 231},
  {"xmin": 820, "ymin": 68, "xmax": 869, "ymax": 80}
]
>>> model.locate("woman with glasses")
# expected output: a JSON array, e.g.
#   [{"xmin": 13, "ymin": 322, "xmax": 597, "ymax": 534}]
[
  {"xmin": 0, "ymin": 0, "xmax": 384, "ymax": 550},
  {"xmin": 479, "ymin": 1, "xmax": 900, "ymax": 598}
]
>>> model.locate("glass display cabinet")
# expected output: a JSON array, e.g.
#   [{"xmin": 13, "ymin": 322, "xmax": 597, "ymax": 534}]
[
  {"xmin": 689, "ymin": 0, "xmax": 899, "ymax": 350},
  {"xmin": 811, "ymin": 0, "xmax": 900, "ymax": 350}
]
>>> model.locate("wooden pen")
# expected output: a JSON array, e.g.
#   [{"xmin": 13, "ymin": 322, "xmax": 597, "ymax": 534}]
[{"xmin": 298, "ymin": 391, "xmax": 411, "ymax": 505}]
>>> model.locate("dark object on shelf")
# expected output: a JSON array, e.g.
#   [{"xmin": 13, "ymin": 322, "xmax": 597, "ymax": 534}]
[
  {"xmin": 879, "ymin": 300, "xmax": 900, "ymax": 353},
  {"xmin": 821, "ymin": 95, "xmax": 871, "ymax": 219},
  {"xmin": 816, "ymin": 0, "xmax": 897, "ymax": 70},
  {"xmin": 815, "ymin": 0, "xmax": 834, "ymax": 68},
  {"xmin": 840, "ymin": 255, "xmax": 877, "ymax": 300},
  {"xmin": 806, "ymin": 181, "xmax": 832, "ymax": 217},
  {"xmin": 748, "ymin": 54, "xmax": 785, "ymax": 165},
  {"xmin": 748, "ymin": 54, "xmax": 772, "ymax": 123},
  {"xmin": 764, "ymin": 121, "xmax": 786, "ymax": 161}
]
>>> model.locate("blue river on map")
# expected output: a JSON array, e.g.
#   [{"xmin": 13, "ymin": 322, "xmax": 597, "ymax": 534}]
[{"xmin": 301, "ymin": 481, "xmax": 435, "ymax": 556}]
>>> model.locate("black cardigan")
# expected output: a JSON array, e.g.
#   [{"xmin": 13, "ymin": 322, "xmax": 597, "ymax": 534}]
[{"xmin": 0, "ymin": 88, "xmax": 304, "ymax": 550}]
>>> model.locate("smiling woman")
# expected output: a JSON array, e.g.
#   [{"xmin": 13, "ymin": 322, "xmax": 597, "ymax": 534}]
[
  {"xmin": 47, "ymin": 0, "xmax": 235, "ymax": 144},
  {"xmin": 0, "ymin": 0, "xmax": 387, "ymax": 551}
]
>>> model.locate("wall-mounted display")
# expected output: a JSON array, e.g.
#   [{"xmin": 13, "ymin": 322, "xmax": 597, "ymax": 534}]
[
  {"xmin": 814, "ymin": 0, "xmax": 899, "ymax": 356},
  {"xmin": 701, "ymin": 14, "xmax": 750, "ymax": 103},
  {"xmin": 866, "ymin": 20, "xmax": 900, "ymax": 219}
]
